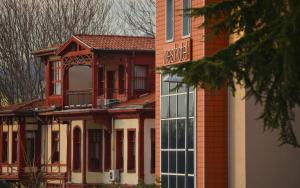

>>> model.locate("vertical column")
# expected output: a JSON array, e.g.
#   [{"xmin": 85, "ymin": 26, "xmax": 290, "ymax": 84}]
[
  {"xmin": 138, "ymin": 115, "xmax": 145, "ymax": 180},
  {"xmin": 36, "ymin": 121, "xmax": 42, "ymax": 168},
  {"xmin": 82, "ymin": 120, "xmax": 87, "ymax": 185},
  {"xmin": 92, "ymin": 54, "xmax": 98, "ymax": 107},
  {"xmin": 67, "ymin": 121, "xmax": 71, "ymax": 182},
  {"xmin": 62, "ymin": 60, "xmax": 66, "ymax": 108},
  {"xmin": 0, "ymin": 118, "xmax": 3, "ymax": 174},
  {"xmin": 45, "ymin": 61, "xmax": 50, "ymax": 105},
  {"xmin": 18, "ymin": 118, "xmax": 25, "ymax": 175}
]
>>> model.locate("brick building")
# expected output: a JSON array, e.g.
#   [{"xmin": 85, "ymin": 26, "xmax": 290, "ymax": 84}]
[{"xmin": 155, "ymin": 0, "xmax": 300, "ymax": 188}]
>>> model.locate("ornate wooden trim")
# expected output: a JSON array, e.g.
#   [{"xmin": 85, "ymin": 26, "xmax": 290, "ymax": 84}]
[{"xmin": 62, "ymin": 54, "xmax": 93, "ymax": 69}]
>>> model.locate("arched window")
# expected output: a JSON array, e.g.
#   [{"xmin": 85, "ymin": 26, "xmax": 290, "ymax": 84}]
[{"xmin": 73, "ymin": 127, "xmax": 81, "ymax": 171}]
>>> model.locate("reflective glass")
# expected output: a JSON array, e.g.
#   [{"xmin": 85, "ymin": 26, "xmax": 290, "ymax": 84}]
[
  {"xmin": 177, "ymin": 119, "xmax": 185, "ymax": 149},
  {"xmin": 169, "ymin": 120, "xmax": 176, "ymax": 149},
  {"xmin": 169, "ymin": 151, "xmax": 176, "ymax": 173},
  {"xmin": 161, "ymin": 120, "xmax": 168, "ymax": 149}
]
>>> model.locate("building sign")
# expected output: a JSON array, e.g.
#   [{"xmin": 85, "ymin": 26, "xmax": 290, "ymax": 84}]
[{"xmin": 163, "ymin": 38, "xmax": 191, "ymax": 65}]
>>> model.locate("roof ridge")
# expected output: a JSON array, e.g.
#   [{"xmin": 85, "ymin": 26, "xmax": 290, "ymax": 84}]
[{"xmin": 74, "ymin": 33, "xmax": 154, "ymax": 39}]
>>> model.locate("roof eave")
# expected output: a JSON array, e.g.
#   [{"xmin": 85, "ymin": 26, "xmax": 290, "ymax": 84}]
[{"xmin": 91, "ymin": 48, "xmax": 155, "ymax": 53}]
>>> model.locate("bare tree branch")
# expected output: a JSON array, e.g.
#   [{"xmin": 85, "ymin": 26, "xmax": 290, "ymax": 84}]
[
  {"xmin": 0, "ymin": 0, "xmax": 115, "ymax": 105},
  {"xmin": 115, "ymin": 0, "xmax": 156, "ymax": 37}
]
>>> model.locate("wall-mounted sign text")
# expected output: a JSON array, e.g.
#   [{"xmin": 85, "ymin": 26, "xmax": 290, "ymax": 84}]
[{"xmin": 163, "ymin": 38, "xmax": 191, "ymax": 65}]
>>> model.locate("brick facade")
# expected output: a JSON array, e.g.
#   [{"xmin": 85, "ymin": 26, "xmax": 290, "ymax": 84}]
[{"xmin": 155, "ymin": 0, "xmax": 228, "ymax": 187}]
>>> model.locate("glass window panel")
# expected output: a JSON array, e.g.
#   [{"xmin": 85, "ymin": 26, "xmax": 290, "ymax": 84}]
[
  {"xmin": 161, "ymin": 175, "xmax": 168, "ymax": 188},
  {"xmin": 177, "ymin": 176, "xmax": 185, "ymax": 188},
  {"xmin": 187, "ymin": 151, "xmax": 194, "ymax": 174},
  {"xmin": 161, "ymin": 96, "xmax": 169, "ymax": 119},
  {"xmin": 178, "ymin": 83, "xmax": 187, "ymax": 93},
  {"xmin": 177, "ymin": 151, "xmax": 185, "ymax": 174},
  {"xmin": 161, "ymin": 79, "xmax": 169, "ymax": 95},
  {"xmin": 161, "ymin": 151, "xmax": 168, "ymax": 173},
  {"xmin": 161, "ymin": 120, "xmax": 168, "ymax": 149},
  {"xmin": 169, "ymin": 151, "xmax": 176, "ymax": 173},
  {"xmin": 188, "ymin": 118, "xmax": 194, "ymax": 149},
  {"xmin": 189, "ymin": 93, "xmax": 194, "ymax": 117},
  {"xmin": 166, "ymin": 0, "xmax": 174, "ymax": 41},
  {"xmin": 187, "ymin": 176, "xmax": 194, "ymax": 188},
  {"xmin": 55, "ymin": 83, "xmax": 61, "ymax": 95},
  {"xmin": 169, "ymin": 175, "xmax": 176, "ymax": 188},
  {"xmin": 169, "ymin": 82, "xmax": 177, "ymax": 94},
  {"xmin": 170, "ymin": 96, "xmax": 177, "ymax": 118},
  {"xmin": 177, "ymin": 119, "xmax": 185, "ymax": 149},
  {"xmin": 169, "ymin": 120, "xmax": 176, "ymax": 149},
  {"xmin": 183, "ymin": 0, "xmax": 191, "ymax": 36},
  {"xmin": 178, "ymin": 94, "xmax": 187, "ymax": 117}
]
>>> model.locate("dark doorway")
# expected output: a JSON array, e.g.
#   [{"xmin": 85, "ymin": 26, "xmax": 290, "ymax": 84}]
[{"xmin": 107, "ymin": 71, "xmax": 115, "ymax": 98}]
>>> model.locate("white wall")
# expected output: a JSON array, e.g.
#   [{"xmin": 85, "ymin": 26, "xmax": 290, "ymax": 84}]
[
  {"xmin": 246, "ymin": 97, "xmax": 300, "ymax": 188},
  {"xmin": 228, "ymin": 86, "xmax": 246, "ymax": 188},
  {"xmin": 229, "ymin": 86, "xmax": 300, "ymax": 188}
]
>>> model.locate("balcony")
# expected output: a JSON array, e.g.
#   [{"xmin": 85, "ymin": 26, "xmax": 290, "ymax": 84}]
[{"xmin": 65, "ymin": 89, "xmax": 93, "ymax": 109}]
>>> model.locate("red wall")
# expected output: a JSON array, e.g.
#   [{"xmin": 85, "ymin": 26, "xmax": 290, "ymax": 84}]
[
  {"xmin": 45, "ymin": 51, "xmax": 155, "ymax": 108},
  {"xmin": 155, "ymin": 0, "xmax": 228, "ymax": 187}
]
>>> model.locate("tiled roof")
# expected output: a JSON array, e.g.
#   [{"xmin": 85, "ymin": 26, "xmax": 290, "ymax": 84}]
[
  {"xmin": 0, "ymin": 99, "xmax": 50, "ymax": 113},
  {"xmin": 32, "ymin": 44, "xmax": 61, "ymax": 56},
  {"xmin": 74, "ymin": 34, "xmax": 155, "ymax": 51},
  {"xmin": 112, "ymin": 92, "xmax": 155, "ymax": 109}
]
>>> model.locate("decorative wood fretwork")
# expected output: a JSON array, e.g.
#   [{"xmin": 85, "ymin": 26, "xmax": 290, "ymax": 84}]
[{"xmin": 62, "ymin": 54, "xmax": 93, "ymax": 69}]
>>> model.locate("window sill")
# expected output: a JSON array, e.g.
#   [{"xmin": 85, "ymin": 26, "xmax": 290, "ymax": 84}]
[
  {"xmin": 165, "ymin": 38, "xmax": 174, "ymax": 43},
  {"xmin": 182, "ymin": 34, "xmax": 191, "ymax": 39}
]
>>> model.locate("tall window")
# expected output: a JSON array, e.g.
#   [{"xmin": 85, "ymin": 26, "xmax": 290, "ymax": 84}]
[
  {"xmin": 118, "ymin": 65, "xmax": 125, "ymax": 94},
  {"xmin": 2, "ymin": 132, "xmax": 8, "ymax": 163},
  {"xmin": 134, "ymin": 65, "xmax": 147, "ymax": 90},
  {"xmin": 12, "ymin": 132, "xmax": 18, "ymax": 163},
  {"xmin": 150, "ymin": 128, "xmax": 155, "ymax": 173},
  {"xmin": 52, "ymin": 131, "xmax": 60, "ymax": 163},
  {"xmin": 160, "ymin": 75, "xmax": 195, "ymax": 188},
  {"xmin": 88, "ymin": 129, "xmax": 103, "ymax": 171},
  {"xmin": 116, "ymin": 130, "xmax": 124, "ymax": 170},
  {"xmin": 73, "ymin": 127, "xmax": 81, "ymax": 171},
  {"xmin": 166, "ymin": 0, "xmax": 174, "ymax": 41},
  {"xmin": 183, "ymin": 0, "xmax": 191, "ymax": 36},
  {"xmin": 127, "ymin": 130, "xmax": 136, "ymax": 172},
  {"xmin": 98, "ymin": 67, "xmax": 105, "ymax": 95},
  {"xmin": 26, "ymin": 131, "xmax": 36, "ymax": 163},
  {"xmin": 104, "ymin": 130, "xmax": 111, "ymax": 171},
  {"xmin": 51, "ymin": 61, "xmax": 62, "ymax": 95}
]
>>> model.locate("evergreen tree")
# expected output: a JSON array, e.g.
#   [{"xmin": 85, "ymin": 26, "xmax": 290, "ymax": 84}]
[{"xmin": 161, "ymin": 0, "xmax": 300, "ymax": 146}]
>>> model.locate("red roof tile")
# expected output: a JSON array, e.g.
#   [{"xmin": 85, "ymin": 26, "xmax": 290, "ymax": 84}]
[
  {"xmin": 113, "ymin": 93, "xmax": 155, "ymax": 108},
  {"xmin": 32, "ymin": 44, "xmax": 61, "ymax": 56},
  {"xmin": 74, "ymin": 34, "xmax": 155, "ymax": 51},
  {"xmin": 1, "ymin": 99, "xmax": 50, "ymax": 113}
]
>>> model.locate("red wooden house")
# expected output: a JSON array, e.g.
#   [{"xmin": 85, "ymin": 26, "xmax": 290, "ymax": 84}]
[{"xmin": 0, "ymin": 34, "xmax": 156, "ymax": 188}]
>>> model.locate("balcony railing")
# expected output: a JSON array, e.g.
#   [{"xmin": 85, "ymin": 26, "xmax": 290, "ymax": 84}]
[
  {"xmin": 97, "ymin": 88, "xmax": 128, "ymax": 108},
  {"xmin": 65, "ymin": 89, "xmax": 92, "ymax": 108}
]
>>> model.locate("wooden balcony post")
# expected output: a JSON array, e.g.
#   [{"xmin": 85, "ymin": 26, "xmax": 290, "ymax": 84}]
[
  {"xmin": 92, "ymin": 53, "xmax": 97, "ymax": 108},
  {"xmin": 18, "ymin": 118, "xmax": 25, "ymax": 175}
]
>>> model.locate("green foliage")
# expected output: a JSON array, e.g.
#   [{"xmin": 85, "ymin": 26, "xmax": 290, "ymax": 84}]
[
  {"xmin": 161, "ymin": 0, "xmax": 300, "ymax": 146},
  {"xmin": 136, "ymin": 180, "xmax": 156, "ymax": 188},
  {"xmin": 0, "ymin": 181, "xmax": 11, "ymax": 188}
]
